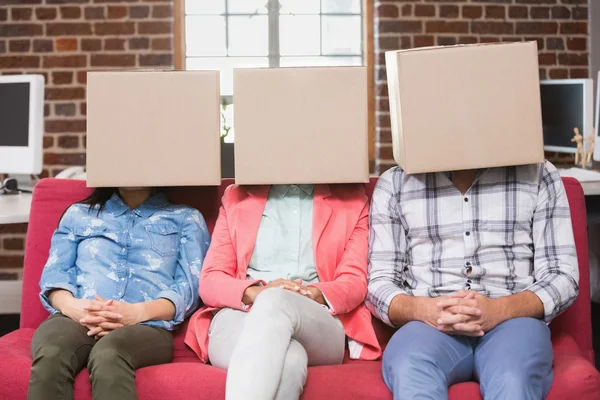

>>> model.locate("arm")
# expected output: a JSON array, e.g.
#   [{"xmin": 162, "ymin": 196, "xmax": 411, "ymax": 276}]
[
  {"xmin": 199, "ymin": 187, "xmax": 264, "ymax": 310},
  {"xmin": 524, "ymin": 162, "xmax": 579, "ymax": 323},
  {"xmin": 309, "ymin": 198, "xmax": 370, "ymax": 315},
  {"xmin": 364, "ymin": 171, "xmax": 410, "ymax": 327},
  {"xmin": 39, "ymin": 206, "xmax": 81, "ymax": 314},
  {"xmin": 155, "ymin": 209, "xmax": 210, "ymax": 329}
]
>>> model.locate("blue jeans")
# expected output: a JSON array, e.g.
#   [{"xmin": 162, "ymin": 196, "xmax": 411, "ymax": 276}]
[{"xmin": 382, "ymin": 318, "xmax": 554, "ymax": 400}]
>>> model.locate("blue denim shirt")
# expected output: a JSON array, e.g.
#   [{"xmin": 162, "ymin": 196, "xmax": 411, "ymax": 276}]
[{"xmin": 38, "ymin": 193, "xmax": 209, "ymax": 331}]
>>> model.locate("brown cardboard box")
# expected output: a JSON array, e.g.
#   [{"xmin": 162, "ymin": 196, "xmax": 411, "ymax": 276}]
[
  {"xmin": 233, "ymin": 67, "xmax": 369, "ymax": 185},
  {"xmin": 385, "ymin": 41, "xmax": 544, "ymax": 174},
  {"xmin": 86, "ymin": 71, "xmax": 221, "ymax": 187}
]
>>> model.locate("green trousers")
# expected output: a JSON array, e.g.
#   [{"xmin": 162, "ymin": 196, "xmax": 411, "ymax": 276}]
[{"xmin": 28, "ymin": 313, "xmax": 173, "ymax": 400}]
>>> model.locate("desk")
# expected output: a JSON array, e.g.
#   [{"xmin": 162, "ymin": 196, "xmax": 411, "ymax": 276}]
[
  {"xmin": 580, "ymin": 181, "xmax": 600, "ymax": 196},
  {"xmin": 0, "ymin": 193, "xmax": 32, "ymax": 224},
  {"xmin": 0, "ymin": 193, "xmax": 30, "ymax": 314}
]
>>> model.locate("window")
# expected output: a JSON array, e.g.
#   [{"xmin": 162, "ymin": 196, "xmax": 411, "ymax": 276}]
[
  {"xmin": 176, "ymin": 0, "xmax": 373, "ymax": 163},
  {"xmin": 183, "ymin": 0, "xmax": 364, "ymax": 97}
]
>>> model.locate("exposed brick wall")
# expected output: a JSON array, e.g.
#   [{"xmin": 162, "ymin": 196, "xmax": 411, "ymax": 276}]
[
  {"xmin": 374, "ymin": 0, "xmax": 590, "ymax": 174},
  {"xmin": 0, "ymin": 0, "xmax": 175, "ymax": 278}
]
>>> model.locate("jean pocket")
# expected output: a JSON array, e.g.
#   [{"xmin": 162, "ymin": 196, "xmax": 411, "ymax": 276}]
[{"xmin": 145, "ymin": 224, "xmax": 179, "ymax": 256}]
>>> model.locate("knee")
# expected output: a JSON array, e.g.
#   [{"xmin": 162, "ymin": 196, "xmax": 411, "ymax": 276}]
[
  {"xmin": 88, "ymin": 347, "xmax": 122, "ymax": 371},
  {"xmin": 252, "ymin": 287, "xmax": 294, "ymax": 313},
  {"xmin": 88, "ymin": 337, "xmax": 130, "ymax": 373},
  {"xmin": 31, "ymin": 343, "xmax": 69, "ymax": 379},
  {"xmin": 33, "ymin": 342, "xmax": 63, "ymax": 364}
]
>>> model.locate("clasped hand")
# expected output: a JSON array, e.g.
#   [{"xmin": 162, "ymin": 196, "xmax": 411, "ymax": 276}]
[
  {"xmin": 429, "ymin": 290, "xmax": 502, "ymax": 337},
  {"xmin": 77, "ymin": 295, "xmax": 140, "ymax": 339},
  {"xmin": 243, "ymin": 278, "xmax": 326, "ymax": 306}
]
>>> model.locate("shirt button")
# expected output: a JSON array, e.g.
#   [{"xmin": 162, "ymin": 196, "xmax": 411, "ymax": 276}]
[
  {"xmin": 293, "ymin": 209, "xmax": 298, "ymax": 214},
  {"xmin": 121, "ymin": 278, "xmax": 125, "ymax": 281},
  {"xmin": 466, "ymin": 261, "xmax": 471, "ymax": 267},
  {"xmin": 465, "ymin": 231, "xmax": 471, "ymax": 236},
  {"xmin": 464, "ymin": 198, "xmax": 469, "ymax": 202},
  {"xmin": 118, "ymin": 292, "xmax": 123, "ymax": 296},
  {"xmin": 466, "ymin": 267, "xmax": 472, "ymax": 276},
  {"xmin": 467, "ymin": 279, "xmax": 472, "ymax": 284},
  {"xmin": 121, "ymin": 248, "xmax": 126, "ymax": 254}
]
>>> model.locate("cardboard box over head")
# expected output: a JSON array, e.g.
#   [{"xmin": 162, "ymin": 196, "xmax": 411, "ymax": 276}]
[
  {"xmin": 233, "ymin": 67, "xmax": 369, "ymax": 185},
  {"xmin": 385, "ymin": 41, "xmax": 544, "ymax": 174},
  {"xmin": 86, "ymin": 71, "xmax": 221, "ymax": 187}
]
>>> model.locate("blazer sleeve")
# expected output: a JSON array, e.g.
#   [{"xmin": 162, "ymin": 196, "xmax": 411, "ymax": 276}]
[
  {"xmin": 199, "ymin": 186, "xmax": 264, "ymax": 310},
  {"xmin": 309, "ymin": 195, "xmax": 369, "ymax": 316}
]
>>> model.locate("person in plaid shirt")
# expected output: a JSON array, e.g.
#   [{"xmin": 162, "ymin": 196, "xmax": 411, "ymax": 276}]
[{"xmin": 367, "ymin": 161, "xmax": 579, "ymax": 400}]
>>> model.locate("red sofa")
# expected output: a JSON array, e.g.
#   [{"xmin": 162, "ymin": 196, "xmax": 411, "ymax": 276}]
[{"xmin": 0, "ymin": 177, "xmax": 599, "ymax": 399}]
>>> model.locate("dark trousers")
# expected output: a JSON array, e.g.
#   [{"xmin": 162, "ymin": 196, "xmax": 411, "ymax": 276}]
[{"xmin": 28, "ymin": 314, "xmax": 173, "ymax": 400}]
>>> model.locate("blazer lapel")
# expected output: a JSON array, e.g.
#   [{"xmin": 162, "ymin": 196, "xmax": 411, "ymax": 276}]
[
  {"xmin": 312, "ymin": 184, "xmax": 333, "ymax": 261},
  {"xmin": 233, "ymin": 185, "xmax": 269, "ymax": 274}
]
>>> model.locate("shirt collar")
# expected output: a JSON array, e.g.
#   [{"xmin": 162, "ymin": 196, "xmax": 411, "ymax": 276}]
[
  {"xmin": 105, "ymin": 192, "xmax": 169, "ymax": 218},
  {"xmin": 445, "ymin": 169, "xmax": 488, "ymax": 182},
  {"xmin": 273, "ymin": 184, "xmax": 315, "ymax": 197}
]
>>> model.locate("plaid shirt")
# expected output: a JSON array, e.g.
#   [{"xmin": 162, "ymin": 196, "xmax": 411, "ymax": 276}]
[{"xmin": 366, "ymin": 161, "xmax": 579, "ymax": 327}]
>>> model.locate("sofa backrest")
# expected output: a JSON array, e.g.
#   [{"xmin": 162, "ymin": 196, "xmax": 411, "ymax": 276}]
[{"xmin": 19, "ymin": 177, "xmax": 593, "ymax": 362}]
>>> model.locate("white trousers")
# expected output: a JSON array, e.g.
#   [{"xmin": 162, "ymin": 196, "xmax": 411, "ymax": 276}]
[{"xmin": 208, "ymin": 287, "xmax": 346, "ymax": 400}]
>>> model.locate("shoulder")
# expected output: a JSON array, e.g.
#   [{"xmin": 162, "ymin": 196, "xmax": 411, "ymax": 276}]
[
  {"xmin": 162, "ymin": 204, "xmax": 205, "ymax": 224},
  {"xmin": 59, "ymin": 203, "xmax": 96, "ymax": 225}
]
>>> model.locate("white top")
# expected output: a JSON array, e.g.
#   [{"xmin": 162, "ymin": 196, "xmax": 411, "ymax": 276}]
[{"xmin": 0, "ymin": 193, "xmax": 32, "ymax": 224}]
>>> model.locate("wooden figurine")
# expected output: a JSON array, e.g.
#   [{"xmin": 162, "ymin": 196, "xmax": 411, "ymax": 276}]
[
  {"xmin": 585, "ymin": 133, "xmax": 595, "ymax": 166},
  {"xmin": 572, "ymin": 127, "xmax": 584, "ymax": 167}
]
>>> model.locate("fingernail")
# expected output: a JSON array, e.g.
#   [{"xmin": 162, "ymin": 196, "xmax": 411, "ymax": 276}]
[
  {"xmin": 279, "ymin": 285, "xmax": 284, "ymax": 288},
  {"xmin": 437, "ymin": 319, "xmax": 442, "ymax": 324},
  {"xmin": 294, "ymin": 286, "xmax": 300, "ymax": 290},
  {"xmin": 476, "ymin": 309, "xmax": 481, "ymax": 315}
]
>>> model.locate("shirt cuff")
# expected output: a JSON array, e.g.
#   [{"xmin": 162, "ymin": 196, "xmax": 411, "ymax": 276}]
[
  {"xmin": 370, "ymin": 285, "xmax": 407, "ymax": 328},
  {"xmin": 523, "ymin": 285, "xmax": 555, "ymax": 323},
  {"xmin": 322, "ymin": 293, "xmax": 335, "ymax": 313},
  {"xmin": 40, "ymin": 283, "xmax": 78, "ymax": 315},
  {"xmin": 157, "ymin": 290, "xmax": 186, "ymax": 325}
]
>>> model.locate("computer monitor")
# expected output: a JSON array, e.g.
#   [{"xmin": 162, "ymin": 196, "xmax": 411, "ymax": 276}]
[
  {"xmin": 594, "ymin": 72, "xmax": 600, "ymax": 161},
  {"xmin": 540, "ymin": 79, "xmax": 594, "ymax": 154},
  {"xmin": 0, "ymin": 74, "xmax": 44, "ymax": 175}
]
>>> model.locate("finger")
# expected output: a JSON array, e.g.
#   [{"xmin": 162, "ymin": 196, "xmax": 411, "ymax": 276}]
[
  {"xmin": 451, "ymin": 290, "xmax": 469, "ymax": 298},
  {"xmin": 452, "ymin": 322, "xmax": 482, "ymax": 333},
  {"xmin": 84, "ymin": 303, "xmax": 104, "ymax": 312},
  {"xmin": 437, "ymin": 298, "xmax": 477, "ymax": 309},
  {"xmin": 445, "ymin": 306, "xmax": 481, "ymax": 317},
  {"xmin": 278, "ymin": 283, "xmax": 302, "ymax": 292},
  {"xmin": 94, "ymin": 294, "xmax": 108, "ymax": 302},
  {"xmin": 87, "ymin": 326, "xmax": 104, "ymax": 337},
  {"xmin": 80, "ymin": 316, "xmax": 107, "ymax": 325},
  {"xmin": 98, "ymin": 322, "xmax": 123, "ymax": 330},
  {"xmin": 464, "ymin": 292, "xmax": 476, "ymax": 300},
  {"xmin": 89, "ymin": 311, "xmax": 123, "ymax": 320},
  {"xmin": 437, "ymin": 313, "xmax": 471, "ymax": 325},
  {"xmin": 97, "ymin": 331, "xmax": 110, "ymax": 338}
]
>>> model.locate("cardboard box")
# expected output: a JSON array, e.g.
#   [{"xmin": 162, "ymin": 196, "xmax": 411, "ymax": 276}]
[
  {"xmin": 233, "ymin": 67, "xmax": 369, "ymax": 185},
  {"xmin": 86, "ymin": 71, "xmax": 221, "ymax": 187},
  {"xmin": 385, "ymin": 41, "xmax": 544, "ymax": 174}
]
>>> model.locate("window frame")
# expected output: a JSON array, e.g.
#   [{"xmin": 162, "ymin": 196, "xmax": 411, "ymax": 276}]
[{"xmin": 174, "ymin": 0, "xmax": 375, "ymax": 167}]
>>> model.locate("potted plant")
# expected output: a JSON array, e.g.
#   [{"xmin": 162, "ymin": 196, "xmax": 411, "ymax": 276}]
[{"xmin": 220, "ymin": 100, "xmax": 235, "ymax": 178}]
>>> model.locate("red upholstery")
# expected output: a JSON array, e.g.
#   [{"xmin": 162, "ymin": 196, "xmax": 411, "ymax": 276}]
[{"xmin": 1, "ymin": 177, "xmax": 598, "ymax": 400}]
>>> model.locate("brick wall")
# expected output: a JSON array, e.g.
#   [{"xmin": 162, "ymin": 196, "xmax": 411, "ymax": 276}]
[
  {"xmin": 0, "ymin": 0, "xmax": 175, "ymax": 279},
  {"xmin": 374, "ymin": 0, "xmax": 590, "ymax": 174}
]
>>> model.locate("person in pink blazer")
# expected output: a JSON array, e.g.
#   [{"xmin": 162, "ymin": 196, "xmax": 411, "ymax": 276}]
[{"xmin": 185, "ymin": 183, "xmax": 381, "ymax": 400}]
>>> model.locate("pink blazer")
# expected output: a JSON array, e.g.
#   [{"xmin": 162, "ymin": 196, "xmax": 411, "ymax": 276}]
[{"xmin": 184, "ymin": 184, "xmax": 382, "ymax": 362}]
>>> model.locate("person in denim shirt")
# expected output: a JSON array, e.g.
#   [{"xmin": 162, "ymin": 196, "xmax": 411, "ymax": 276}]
[{"xmin": 28, "ymin": 187, "xmax": 209, "ymax": 400}]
